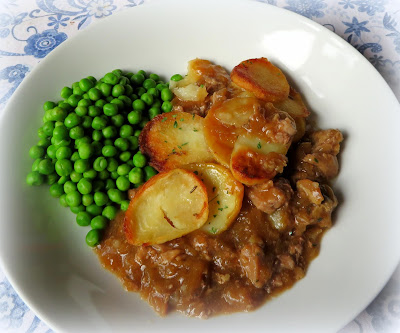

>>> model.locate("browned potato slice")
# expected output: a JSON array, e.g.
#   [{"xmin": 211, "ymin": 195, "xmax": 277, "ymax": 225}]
[
  {"xmin": 183, "ymin": 163, "xmax": 244, "ymax": 235},
  {"xmin": 230, "ymin": 136, "xmax": 288, "ymax": 186},
  {"xmin": 293, "ymin": 116, "xmax": 306, "ymax": 142},
  {"xmin": 231, "ymin": 58, "xmax": 290, "ymax": 103},
  {"xmin": 274, "ymin": 87, "xmax": 310, "ymax": 118},
  {"xmin": 203, "ymin": 97, "xmax": 260, "ymax": 167},
  {"xmin": 124, "ymin": 169, "xmax": 209, "ymax": 245},
  {"xmin": 140, "ymin": 111, "xmax": 214, "ymax": 172}
]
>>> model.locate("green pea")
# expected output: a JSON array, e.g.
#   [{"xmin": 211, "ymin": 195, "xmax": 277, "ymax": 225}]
[
  {"xmin": 128, "ymin": 167, "xmax": 143, "ymax": 184},
  {"xmin": 132, "ymin": 99, "xmax": 146, "ymax": 111},
  {"xmin": 120, "ymin": 200, "xmax": 130, "ymax": 211},
  {"xmin": 100, "ymin": 82, "xmax": 112, "ymax": 97},
  {"xmin": 92, "ymin": 156, "xmax": 107, "ymax": 172},
  {"xmin": 103, "ymin": 103, "xmax": 118, "ymax": 117},
  {"xmin": 92, "ymin": 130, "xmax": 103, "ymax": 142},
  {"xmin": 37, "ymin": 127, "xmax": 47, "ymax": 139},
  {"xmin": 92, "ymin": 142, "xmax": 102, "ymax": 156},
  {"xmin": 133, "ymin": 152, "xmax": 146, "ymax": 168},
  {"xmin": 170, "ymin": 74, "xmax": 183, "ymax": 81},
  {"xmin": 97, "ymin": 170, "xmax": 109, "ymax": 180},
  {"xmin": 88, "ymin": 105, "xmax": 101, "ymax": 117},
  {"xmin": 140, "ymin": 117, "xmax": 149, "ymax": 128},
  {"xmin": 67, "ymin": 94, "xmax": 82, "ymax": 107},
  {"xmin": 156, "ymin": 83, "xmax": 168, "ymax": 92},
  {"xmin": 161, "ymin": 101, "xmax": 173, "ymax": 113},
  {"xmin": 64, "ymin": 113, "xmax": 81, "ymax": 128},
  {"xmin": 49, "ymin": 107, "xmax": 68, "ymax": 122},
  {"xmin": 60, "ymin": 86, "xmax": 73, "ymax": 99},
  {"xmin": 82, "ymin": 193, "xmax": 94, "ymax": 206},
  {"xmin": 55, "ymin": 146, "xmax": 71, "ymax": 160},
  {"xmin": 26, "ymin": 171, "xmax": 44, "ymax": 186},
  {"xmin": 77, "ymin": 178, "xmax": 92, "ymax": 194},
  {"xmin": 49, "ymin": 183, "xmax": 64, "ymax": 198},
  {"xmin": 52, "ymin": 137, "xmax": 71, "ymax": 148},
  {"xmin": 94, "ymin": 192, "xmax": 108, "ymax": 206},
  {"xmin": 114, "ymin": 138, "xmax": 129, "ymax": 151},
  {"xmin": 43, "ymin": 101, "xmax": 56, "ymax": 111},
  {"xmin": 79, "ymin": 78, "xmax": 94, "ymax": 92},
  {"xmin": 57, "ymin": 175, "xmax": 69, "ymax": 185},
  {"xmin": 134, "ymin": 129, "xmax": 141, "ymax": 137},
  {"xmin": 69, "ymin": 126, "xmax": 84, "ymax": 140},
  {"xmin": 92, "ymin": 116, "xmax": 107, "ymax": 130},
  {"xmin": 86, "ymin": 204, "xmax": 102, "ymax": 215},
  {"xmin": 74, "ymin": 106, "xmax": 88, "ymax": 117},
  {"xmin": 149, "ymin": 73, "xmax": 160, "ymax": 81},
  {"xmin": 78, "ymin": 143, "xmax": 93, "ymax": 159},
  {"xmin": 119, "ymin": 151, "xmax": 131, "ymax": 162},
  {"xmin": 86, "ymin": 229, "xmax": 101, "ymax": 247},
  {"xmin": 111, "ymin": 114, "xmax": 124, "ymax": 128},
  {"xmin": 70, "ymin": 151, "xmax": 80, "ymax": 162},
  {"xmin": 111, "ymin": 84, "xmax": 125, "ymax": 97},
  {"xmin": 107, "ymin": 158, "xmax": 118, "ymax": 172},
  {"xmin": 140, "ymin": 92, "xmax": 153, "ymax": 106},
  {"xmin": 131, "ymin": 73, "xmax": 145, "ymax": 86},
  {"xmin": 74, "ymin": 159, "xmax": 90, "ymax": 173},
  {"xmin": 31, "ymin": 158, "xmax": 41, "ymax": 171},
  {"xmin": 124, "ymin": 84, "xmax": 134, "ymax": 96},
  {"xmin": 105, "ymin": 179, "xmax": 116, "ymax": 190},
  {"xmin": 46, "ymin": 173, "xmax": 58, "ymax": 185},
  {"xmin": 66, "ymin": 191, "xmax": 82, "ymax": 207},
  {"xmin": 37, "ymin": 138, "xmax": 51, "ymax": 148},
  {"xmin": 106, "ymin": 96, "xmax": 114, "ymax": 102},
  {"xmin": 110, "ymin": 171, "xmax": 119, "ymax": 179},
  {"xmin": 144, "ymin": 165, "xmax": 157, "ymax": 180},
  {"xmin": 152, "ymin": 99, "xmax": 162, "ymax": 109},
  {"xmin": 102, "ymin": 205, "xmax": 118, "ymax": 220},
  {"xmin": 73, "ymin": 86, "xmax": 84, "ymax": 96},
  {"xmin": 91, "ymin": 216, "xmax": 108, "ymax": 230},
  {"xmin": 37, "ymin": 159, "xmax": 54, "ymax": 175},
  {"xmin": 55, "ymin": 159, "xmax": 73, "ymax": 176},
  {"xmin": 102, "ymin": 126, "xmax": 117, "ymax": 139},
  {"xmin": 52, "ymin": 125, "xmax": 69, "ymax": 140},
  {"xmin": 147, "ymin": 87, "xmax": 159, "ymax": 98},
  {"xmin": 29, "ymin": 145, "xmax": 45, "ymax": 159},
  {"xmin": 161, "ymin": 88, "xmax": 174, "ymax": 102},
  {"xmin": 70, "ymin": 170, "xmax": 83, "ymax": 183},
  {"xmin": 77, "ymin": 98, "xmax": 92, "ymax": 108},
  {"xmin": 76, "ymin": 211, "xmax": 92, "ymax": 226},
  {"xmin": 116, "ymin": 176, "xmax": 130, "ymax": 191},
  {"xmin": 87, "ymin": 76, "xmax": 97, "ymax": 83},
  {"xmin": 81, "ymin": 116, "xmax": 92, "ymax": 129},
  {"xmin": 103, "ymin": 73, "xmax": 118, "ymax": 85},
  {"xmin": 120, "ymin": 124, "xmax": 133, "ymax": 138},
  {"xmin": 88, "ymin": 87, "xmax": 102, "ymax": 101},
  {"xmin": 127, "ymin": 136, "xmax": 139, "ymax": 150},
  {"xmin": 118, "ymin": 95, "xmax": 132, "ymax": 108},
  {"xmin": 103, "ymin": 139, "xmax": 113, "ymax": 146},
  {"xmin": 42, "ymin": 121, "xmax": 55, "ymax": 136},
  {"xmin": 64, "ymin": 180, "xmax": 77, "ymax": 194},
  {"xmin": 143, "ymin": 78, "xmax": 156, "ymax": 90},
  {"xmin": 149, "ymin": 107, "xmax": 160, "ymax": 119},
  {"xmin": 70, "ymin": 205, "xmax": 85, "ymax": 214},
  {"xmin": 83, "ymin": 168, "xmax": 97, "ymax": 180},
  {"xmin": 128, "ymin": 111, "xmax": 142, "ymax": 125},
  {"xmin": 117, "ymin": 163, "xmax": 130, "ymax": 176},
  {"xmin": 108, "ymin": 188, "xmax": 125, "ymax": 203},
  {"xmin": 95, "ymin": 99, "xmax": 107, "ymax": 108},
  {"xmin": 102, "ymin": 145, "xmax": 117, "ymax": 157},
  {"xmin": 59, "ymin": 194, "xmax": 68, "ymax": 207}
]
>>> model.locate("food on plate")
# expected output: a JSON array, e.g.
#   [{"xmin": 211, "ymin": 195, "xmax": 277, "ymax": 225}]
[
  {"xmin": 25, "ymin": 69, "xmax": 178, "ymax": 246},
  {"xmin": 124, "ymin": 168, "xmax": 209, "ymax": 245},
  {"xmin": 94, "ymin": 58, "xmax": 343, "ymax": 318}
]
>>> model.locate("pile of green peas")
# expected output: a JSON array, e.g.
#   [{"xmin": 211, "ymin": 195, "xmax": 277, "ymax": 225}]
[{"xmin": 26, "ymin": 69, "xmax": 179, "ymax": 247}]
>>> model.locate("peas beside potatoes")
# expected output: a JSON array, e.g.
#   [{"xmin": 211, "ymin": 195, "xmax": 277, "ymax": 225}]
[{"xmin": 26, "ymin": 69, "xmax": 179, "ymax": 247}]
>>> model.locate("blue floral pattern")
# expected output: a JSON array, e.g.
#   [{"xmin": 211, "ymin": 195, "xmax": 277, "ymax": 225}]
[{"xmin": 0, "ymin": 0, "xmax": 399, "ymax": 332}]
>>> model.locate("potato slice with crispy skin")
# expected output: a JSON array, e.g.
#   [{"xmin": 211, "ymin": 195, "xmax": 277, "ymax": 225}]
[
  {"xmin": 139, "ymin": 111, "xmax": 214, "ymax": 172},
  {"xmin": 274, "ymin": 87, "xmax": 310, "ymax": 118},
  {"xmin": 231, "ymin": 58, "xmax": 290, "ymax": 103},
  {"xmin": 183, "ymin": 163, "xmax": 244, "ymax": 235},
  {"xmin": 230, "ymin": 136, "xmax": 288, "ymax": 186},
  {"xmin": 124, "ymin": 169, "xmax": 209, "ymax": 245}
]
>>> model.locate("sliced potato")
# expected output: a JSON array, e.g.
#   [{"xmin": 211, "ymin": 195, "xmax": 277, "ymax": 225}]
[
  {"xmin": 273, "ymin": 87, "xmax": 310, "ymax": 118},
  {"xmin": 139, "ymin": 111, "xmax": 214, "ymax": 172},
  {"xmin": 293, "ymin": 116, "xmax": 306, "ymax": 142},
  {"xmin": 172, "ymin": 84, "xmax": 208, "ymax": 102},
  {"xmin": 231, "ymin": 58, "xmax": 289, "ymax": 103},
  {"xmin": 230, "ymin": 136, "xmax": 288, "ymax": 186},
  {"xmin": 124, "ymin": 169, "xmax": 209, "ymax": 245},
  {"xmin": 183, "ymin": 163, "xmax": 244, "ymax": 235}
]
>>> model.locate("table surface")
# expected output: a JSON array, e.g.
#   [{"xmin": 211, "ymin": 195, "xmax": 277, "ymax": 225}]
[{"xmin": 0, "ymin": 0, "xmax": 399, "ymax": 332}]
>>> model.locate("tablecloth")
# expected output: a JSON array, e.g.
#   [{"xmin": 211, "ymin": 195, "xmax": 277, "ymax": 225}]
[{"xmin": 0, "ymin": 0, "xmax": 399, "ymax": 332}]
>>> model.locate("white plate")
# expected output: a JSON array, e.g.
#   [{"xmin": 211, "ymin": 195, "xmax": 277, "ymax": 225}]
[{"xmin": 1, "ymin": 0, "xmax": 399, "ymax": 332}]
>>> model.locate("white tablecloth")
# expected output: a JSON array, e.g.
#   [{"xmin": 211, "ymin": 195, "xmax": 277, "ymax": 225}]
[{"xmin": 0, "ymin": 0, "xmax": 399, "ymax": 332}]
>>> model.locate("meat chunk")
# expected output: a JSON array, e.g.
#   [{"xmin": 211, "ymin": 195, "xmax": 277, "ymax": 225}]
[
  {"xmin": 310, "ymin": 129, "xmax": 343, "ymax": 155},
  {"xmin": 296, "ymin": 179, "xmax": 324, "ymax": 205},
  {"xmin": 247, "ymin": 178, "xmax": 293, "ymax": 214},
  {"xmin": 239, "ymin": 243, "xmax": 271, "ymax": 288}
]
